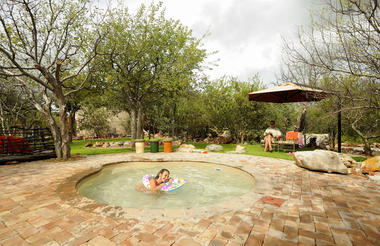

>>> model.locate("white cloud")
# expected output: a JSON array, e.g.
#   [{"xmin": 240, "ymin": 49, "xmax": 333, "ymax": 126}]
[{"xmin": 96, "ymin": 0, "xmax": 318, "ymax": 84}]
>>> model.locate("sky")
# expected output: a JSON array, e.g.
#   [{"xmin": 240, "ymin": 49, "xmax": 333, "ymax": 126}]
[{"xmin": 97, "ymin": 0, "xmax": 320, "ymax": 85}]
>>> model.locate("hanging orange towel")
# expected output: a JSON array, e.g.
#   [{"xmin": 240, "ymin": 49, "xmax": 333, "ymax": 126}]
[{"xmin": 286, "ymin": 132, "xmax": 299, "ymax": 141}]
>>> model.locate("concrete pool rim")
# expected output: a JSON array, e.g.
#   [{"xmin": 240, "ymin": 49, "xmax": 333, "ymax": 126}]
[{"xmin": 56, "ymin": 158, "xmax": 272, "ymax": 221}]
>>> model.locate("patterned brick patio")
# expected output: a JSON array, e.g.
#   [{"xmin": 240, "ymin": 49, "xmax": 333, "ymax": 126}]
[{"xmin": 0, "ymin": 152, "xmax": 379, "ymax": 245}]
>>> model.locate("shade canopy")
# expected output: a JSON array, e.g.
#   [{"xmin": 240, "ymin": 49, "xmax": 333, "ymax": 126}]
[
  {"xmin": 248, "ymin": 82, "xmax": 341, "ymax": 152},
  {"xmin": 248, "ymin": 82, "xmax": 330, "ymax": 103}
]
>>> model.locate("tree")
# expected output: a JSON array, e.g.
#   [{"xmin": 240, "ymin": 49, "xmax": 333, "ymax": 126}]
[
  {"xmin": 0, "ymin": 78, "xmax": 46, "ymax": 131},
  {"xmin": 78, "ymin": 105, "xmax": 111, "ymax": 138},
  {"xmin": 281, "ymin": 0, "xmax": 380, "ymax": 154},
  {"xmin": 0, "ymin": 0, "xmax": 104, "ymax": 159},
  {"xmin": 202, "ymin": 76, "xmax": 279, "ymax": 143},
  {"xmin": 99, "ymin": 3, "xmax": 207, "ymax": 148}
]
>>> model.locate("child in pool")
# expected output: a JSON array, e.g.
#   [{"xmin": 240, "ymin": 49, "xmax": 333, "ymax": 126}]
[{"xmin": 136, "ymin": 168, "xmax": 173, "ymax": 192}]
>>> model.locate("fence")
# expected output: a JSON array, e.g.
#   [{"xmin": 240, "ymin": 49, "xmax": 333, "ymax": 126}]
[{"xmin": 0, "ymin": 127, "xmax": 56, "ymax": 163}]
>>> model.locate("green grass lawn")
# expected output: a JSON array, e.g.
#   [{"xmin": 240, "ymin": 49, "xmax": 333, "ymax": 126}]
[
  {"xmin": 71, "ymin": 139, "xmax": 368, "ymax": 161},
  {"xmin": 186, "ymin": 142, "xmax": 302, "ymax": 160},
  {"xmin": 71, "ymin": 138, "xmax": 301, "ymax": 160}
]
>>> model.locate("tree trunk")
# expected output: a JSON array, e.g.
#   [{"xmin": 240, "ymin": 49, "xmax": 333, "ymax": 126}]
[
  {"xmin": 69, "ymin": 109, "xmax": 78, "ymax": 143},
  {"xmin": 328, "ymin": 127, "xmax": 335, "ymax": 151},
  {"xmin": 57, "ymin": 95, "xmax": 70, "ymax": 160},
  {"xmin": 130, "ymin": 106, "xmax": 137, "ymax": 151},
  {"xmin": 298, "ymin": 105, "xmax": 307, "ymax": 132},
  {"xmin": 46, "ymin": 112, "xmax": 63, "ymax": 159},
  {"xmin": 136, "ymin": 102, "xmax": 143, "ymax": 139},
  {"xmin": 240, "ymin": 131, "xmax": 245, "ymax": 144},
  {"xmin": 171, "ymin": 103, "xmax": 176, "ymax": 137},
  {"xmin": 351, "ymin": 121, "xmax": 372, "ymax": 156},
  {"xmin": 362, "ymin": 139, "xmax": 372, "ymax": 156}
]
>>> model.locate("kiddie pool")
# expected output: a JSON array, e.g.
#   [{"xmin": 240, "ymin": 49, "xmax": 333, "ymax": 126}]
[{"xmin": 77, "ymin": 161, "xmax": 255, "ymax": 209}]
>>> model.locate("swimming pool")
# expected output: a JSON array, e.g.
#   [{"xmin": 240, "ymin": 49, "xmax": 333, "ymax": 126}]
[{"xmin": 77, "ymin": 161, "xmax": 255, "ymax": 209}]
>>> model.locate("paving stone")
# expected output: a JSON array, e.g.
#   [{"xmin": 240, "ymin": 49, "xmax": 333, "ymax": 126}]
[
  {"xmin": 209, "ymin": 237, "xmax": 227, "ymax": 246},
  {"xmin": 154, "ymin": 222, "xmax": 174, "ymax": 237},
  {"xmin": 197, "ymin": 226, "xmax": 217, "ymax": 244},
  {"xmin": 298, "ymin": 235, "xmax": 315, "ymax": 246},
  {"xmin": 269, "ymin": 218, "xmax": 284, "ymax": 232},
  {"xmin": 299, "ymin": 229, "xmax": 334, "ymax": 244},
  {"xmin": 0, "ymin": 153, "xmax": 379, "ymax": 246},
  {"xmin": 283, "ymin": 225, "xmax": 298, "ymax": 242},
  {"xmin": 195, "ymin": 219, "xmax": 212, "ymax": 231},
  {"xmin": 300, "ymin": 214, "xmax": 313, "ymax": 224},
  {"xmin": 221, "ymin": 230, "xmax": 233, "ymax": 239},
  {"xmin": 225, "ymin": 241, "xmax": 244, "ymax": 246},
  {"xmin": 87, "ymin": 235, "xmax": 116, "ymax": 246},
  {"xmin": 245, "ymin": 234, "xmax": 264, "ymax": 246},
  {"xmin": 135, "ymin": 232, "xmax": 158, "ymax": 243},
  {"xmin": 2, "ymin": 235, "xmax": 28, "ymax": 246},
  {"xmin": 173, "ymin": 237, "xmax": 202, "ymax": 246},
  {"xmin": 331, "ymin": 230, "xmax": 352, "ymax": 246},
  {"xmin": 235, "ymin": 221, "xmax": 252, "ymax": 235},
  {"xmin": 315, "ymin": 222, "xmax": 330, "ymax": 235},
  {"xmin": 161, "ymin": 233, "xmax": 180, "ymax": 244},
  {"xmin": 260, "ymin": 196, "xmax": 285, "ymax": 207}
]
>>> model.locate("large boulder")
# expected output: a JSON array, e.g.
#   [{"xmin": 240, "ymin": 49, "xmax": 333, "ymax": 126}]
[
  {"xmin": 176, "ymin": 144, "xmax": 196, "ymax": 153},
  {"xmin": 235, "ymin": 145, "xmax": 247, "ymax": 153},
  {"xmin": 361, "ymin": 156, "xmax": 380, "ymax": 173},
  {"xmin": 294, "ymin": 150, "xmax": 348, "ymax": 174},
  {"xmin": 205, "ymin": 144, "xmax": 223, "ymax": 151}
]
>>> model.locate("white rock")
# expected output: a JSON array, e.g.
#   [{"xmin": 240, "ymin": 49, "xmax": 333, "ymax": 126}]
[
  {"xmin": 94, "ymin": 142, "xmax": 104, "ymax": 147},
  {"xmin": 176, "ymin": 144, "xmax": 196, "ymax": 153},
  {"xmin": 369, "ymin": 175, "xmax": 380, "ymax": 183},
  {"xmin": 110, "ymin": 142, "xmax": 120, "ymax": 147},
  {"xmin": 235, "ymin": 145, "xmax": 246, "ymax": 153},
  {"xmin": 294, "ymin": 150, "xmax": 348, "ymax": 174},
  {"xmin": 205, "ymin": 144, "xmax": 223, "ymax": 151}
]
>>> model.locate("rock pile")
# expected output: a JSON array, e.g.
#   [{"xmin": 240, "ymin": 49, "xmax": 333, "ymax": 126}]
[
  {"xmin": 85, "ymin": 141, "xmax": 131, "ymax": 148},
  {"xmin": 293, "ymin": 150, "xmax": 380, "ymax": 183},
  {"xmin": 176, "ymin": 144, "xmax": 196, "ymax": 153},
  {"xmin": 205, "ymin": 144, "xmax": 223, "ymax": 151}
]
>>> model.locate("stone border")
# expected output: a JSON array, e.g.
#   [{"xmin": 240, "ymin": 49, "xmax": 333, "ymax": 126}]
[{"xmin": 56, "ymin": 158, "xmax": 267, "ymax": 221}]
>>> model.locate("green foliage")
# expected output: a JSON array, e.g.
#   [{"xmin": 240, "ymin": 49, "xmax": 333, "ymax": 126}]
[
  {"xmin": 144, "ymin": 75, "xmax": 304, "ymax": 143},
  {"xmin": 78, "ymin": 105, "xmax": 111, "ymax": 138},
  {"xmin": 95, "ymin": 3, "xmax": 208, "ymax": 140},
  {"xmin": 98, "ymin": 3, "xmax": 206, "ymax": 105},
  {"xmin": 0, "ymin": 80, "xmax": 48, "ymax": 129}
]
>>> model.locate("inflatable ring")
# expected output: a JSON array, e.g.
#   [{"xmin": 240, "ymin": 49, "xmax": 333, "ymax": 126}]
[
  {"xmin": 142, "ymin": 174, "xmax": 154, "ymax": 190},
  {"xmin": 142, "ymin": 174, "xmax": 185, "ymax": 191}
]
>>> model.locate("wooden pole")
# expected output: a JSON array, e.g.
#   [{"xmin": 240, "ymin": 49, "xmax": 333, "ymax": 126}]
[{"xmin": 337, "ymin": 97, "xmax": 342, "ymax": 153}]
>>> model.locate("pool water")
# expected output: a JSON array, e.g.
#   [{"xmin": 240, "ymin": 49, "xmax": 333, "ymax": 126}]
[{"xmin": 77, "ymin": 162, "xmax": 255, "ymax": 209}]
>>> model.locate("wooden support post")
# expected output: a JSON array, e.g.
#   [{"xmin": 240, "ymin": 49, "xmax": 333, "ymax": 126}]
[{"xmin": 337, "ymin": 97, "xmax": 342, "ymax": 153}]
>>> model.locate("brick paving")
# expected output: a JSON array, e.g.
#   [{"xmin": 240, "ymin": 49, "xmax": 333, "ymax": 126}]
[{"xmin": 0, "ymin": 152, "xmax": 379, "ymax": 245}]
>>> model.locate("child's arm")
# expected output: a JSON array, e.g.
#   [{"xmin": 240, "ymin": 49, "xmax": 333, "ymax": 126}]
[{"xmin": 149, "ymin": 179, "xmax": 166, "ymax": 191}]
